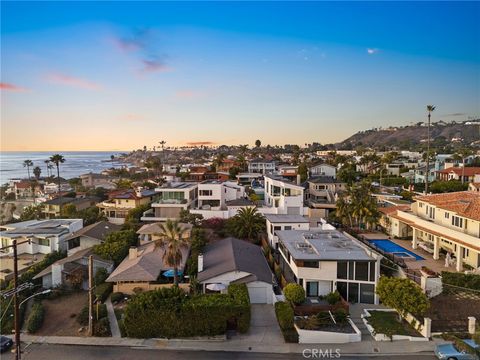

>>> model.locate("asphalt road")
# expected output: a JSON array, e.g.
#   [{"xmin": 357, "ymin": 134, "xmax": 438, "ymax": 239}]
[{"xmin": 2, "ymin": 344, "xmax": 437, "ymax": 360}]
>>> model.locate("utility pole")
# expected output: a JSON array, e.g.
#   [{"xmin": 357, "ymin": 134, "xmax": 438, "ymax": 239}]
[
  {"xmin": 88, "ymin": 255, "xmax": 94, "ymax": 336},
  {"xmin": 13, "ymin": 239, "xmax": 21, "ymax": 360}
]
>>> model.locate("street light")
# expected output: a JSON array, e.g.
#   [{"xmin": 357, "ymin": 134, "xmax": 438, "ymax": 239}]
[{"xmin": 19, "ymin": 289, "xmax": 52, "ymax": 308}]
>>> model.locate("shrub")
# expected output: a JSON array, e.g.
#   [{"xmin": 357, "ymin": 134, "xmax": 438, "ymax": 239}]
[
  {"xmin": 274, "ymin": 301, "xmax": 298, "ymax": 343},
  {"xmin": 94, "ymin": 317, "xmax": 111, "ymax": 337},
  {"xmin": 441, "ymin": 271, "xmax": 480, "ymax": 291},
  {"xmin": 26, "ymin": 302, "xmax": 45, "ymax": 333},
  {"xmin": 333, "ymin": 308, "xmax": 348, "ymax": 324},
  {"xmin": 77, "ymin": 304, "xmax": 108, "ymax": 326},
  {"xmin": 283, "ymin": 283, "xmax": 306, "ymax": 305},
  {"xmin": 94, "ymin": 267, "xmax": 109, "ymax": 285},
  {"xmin": 111, "ymin": 292, "xmax": 125, "ymax": 303},
  {"xmin": 95, "ymin": 282, "xmax": 113, "ymax": 303},
  {"xmin": 325, "ymin": 291, "xmax": 341, "ymax": 305}
]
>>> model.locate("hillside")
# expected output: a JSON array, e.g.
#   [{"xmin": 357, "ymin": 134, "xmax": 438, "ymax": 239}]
[{"xmin": 338, "ymin": 121, "xmax": 480, "ymax": 150}]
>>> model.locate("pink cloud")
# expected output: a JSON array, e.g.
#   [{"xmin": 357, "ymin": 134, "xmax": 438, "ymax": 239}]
[
  {"xmin": 46, "ymin": 73, "xmax": 101, "ymax": 90},
  {"xmin": 0, "ymin": 82, "xmax": 28, "ymax": 92},
  {"xmin": 140, "ymin": 59, "xmax": 171, "ymax": 73},
  {"xmin": 175, "ymin": 90, "xmax": 204, "ymax": 99}
]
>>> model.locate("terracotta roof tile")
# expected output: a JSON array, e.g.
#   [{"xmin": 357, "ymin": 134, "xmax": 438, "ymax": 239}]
[{"xmin": 414, "ymin": 191, "xmax": 480, "ymax": 222}]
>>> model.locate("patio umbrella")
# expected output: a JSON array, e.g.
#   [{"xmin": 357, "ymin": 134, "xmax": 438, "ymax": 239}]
[
  {"xmin": 206, "ymin": 283, "xmax": 226, "ymax": 291},
  {"xmin": 163, "ymin": 269, "xmax": 183, "ymax": 277}
]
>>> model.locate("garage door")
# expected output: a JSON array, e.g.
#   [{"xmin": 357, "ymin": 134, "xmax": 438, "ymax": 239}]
[{"xmin": 247, "ymin": 285, "xmax": 267, "ymax": 304}]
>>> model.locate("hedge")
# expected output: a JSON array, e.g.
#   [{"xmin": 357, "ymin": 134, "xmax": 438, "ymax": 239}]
[
  {"xmin": 441, "ymin": 271, "xmax": 480, "ymax": 291},
  {"xmin": 95, "ymin": 282, "xmax": 113, "ymax": 303},
  {"xmin": 123, "ymin": 284, "xmax": 251, "ymax": 338},
  {"xmin": 94, "ymin": 317, "xmax": 111, "ymax": 337},
  {"xmin": 111, "ymin": 292, "xmax": 125, "ymax": 303},
  {"xmin": 274, "ymin": 301, "xmax": 298, "ymax": 343},
  {"xmin": 78, "ymin": 304, "xmax": 108, "ymax": 326},
  {"xmin": 26, "ymin": 302, "xmax": 45, "ymax": 333}
]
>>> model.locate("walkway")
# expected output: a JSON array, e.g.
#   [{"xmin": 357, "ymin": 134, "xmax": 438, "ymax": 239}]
[{"xmin": 105, "ymin": 296, "xmax": 121, "ymax": 338}]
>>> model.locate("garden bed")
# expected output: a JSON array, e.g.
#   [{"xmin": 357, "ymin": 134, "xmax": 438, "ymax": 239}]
[{"xmin": 362, "ymin": 309, "xmax": 427, "ymax": 341}]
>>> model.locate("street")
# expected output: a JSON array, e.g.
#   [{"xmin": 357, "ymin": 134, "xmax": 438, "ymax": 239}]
[{"xmin": 2, "ymin": 344, "xmax": 437, "ymax": 360}]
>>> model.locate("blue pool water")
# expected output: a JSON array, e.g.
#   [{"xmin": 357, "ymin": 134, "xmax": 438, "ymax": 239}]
[{"xmin": 369, "ymin": 239, "xmax": 424, "ymax": 260}]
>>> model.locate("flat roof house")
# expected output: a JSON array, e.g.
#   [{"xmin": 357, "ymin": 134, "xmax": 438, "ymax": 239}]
[
  {"xmin": 263, "ymin": 175, "xmax": 306, "ymax": 216},
  {"xmin": 306, "ymin": 176, "xmax": 346, "ymax": 219},
  {"xmin": 197, "ymin": 237, "xmax": 274, "ymax": 303},
  {"xmin": 276, "ymin": 229, "xmax": 381, "ymax": 304},
  {"xmin": 264, "ymin": 214, "xmax": 310, "ymax": 249},
  {"xmin": 248, "ymin": 158, "xmax": 276, "ymax": 175}
]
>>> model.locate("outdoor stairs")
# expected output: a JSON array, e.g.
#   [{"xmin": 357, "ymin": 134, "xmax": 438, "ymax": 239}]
[{"xmin": 349, "ymin": 315, "xmax": 372, "ymax": 341}]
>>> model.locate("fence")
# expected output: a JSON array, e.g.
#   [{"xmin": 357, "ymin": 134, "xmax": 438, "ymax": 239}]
[
  {"xmin": 405, "ymin": 268, "xmax": 422, "ymax": 285},
  {"xmin": 294, "ymin": 297, "xmax": 350, "ymax": 316}
]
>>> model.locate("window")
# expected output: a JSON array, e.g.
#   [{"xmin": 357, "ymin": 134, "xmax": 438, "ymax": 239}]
[
  {"xmin": 360, "ymin": 284, "xmax": 375, "ymax": 304},
  {"xmin": 303, "ymin": 261, "xmax": 319, "ymax": 268},
  {"xmin": 355, "ymin": 262, "xmax": 369, "ymax": 281},
  {"xmin": 452, "ymin": 216, "xmax": 463, "ymax": 228},
  {"xmin": 462, "ymin": 248, "xmax": 469, "ymax": 258},
  {"xmin": 348, "ymin": 261, "xmax": 354, "ymax": 280},
  {"xmin": 348, "ymin": 282, "xmax": 359, "ymax": 303},
  {"xmin": 337, "ymin": 262, "xmax": 347, "ymax": 279},
  {"xmin": 38, "ymin": 238, "xmax": 50, "ymax": 247},
  {"xmin": 68, "ymin": 237, "xmax": 80, "ymax": 250},
  {"xmin": 444, "ymin": 212, "xmax": 450, "ymax": 219},
  {"xmin": 284, "ymin": 226, "xmax": 292, "ymax": 230},
  {"xmin": 199, "ymin": 190, "xmax": 212, "ymax": 196},
  {"xmin": 306, "ymin": 281, "xmax": 319, "ymax": 297}
]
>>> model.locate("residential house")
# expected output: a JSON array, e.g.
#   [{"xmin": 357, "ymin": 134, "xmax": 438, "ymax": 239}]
[
  {"xmin": 136, "ymin": 222, "xmax": 193, "ymax": 245},
  {"xmin": 265, "ymin": 214, "xmax": 310, "ymax": 249},
  {"xmin": 43, "ymin": 181, "xmax": 72, "ymax": 194},
  {"xmin": 33, "ymin": 247, "xmax": 113, "ymax": 289},
  {"xmin": 263, "ymin": 175, "xmax": 306, "ymax": 215},
  {"xmin": 236, "ymin": 172, "xmax": 263, "ymax": 186},
  {"xmin": 98, "ymin": 188, "xmax": 158, "ymax": 224},
  {"xmin": 79, "ymin": 173, "xmax": 116, "ymax": 190},
  {"xmin": 385, "ymin": 191, "xmax": 480, "ymax": 271},
  {"xmin": 106, "ymin": 242, "xmax": 190, "ymax": 294},
  {"xmin": 197, "ymin": 237, "xmax": 274, "ymax": 303},
  {"xmin": 277, "ymin": 165, "xmax": 298, "ymax": 181},
  {"xmin": 43, "ymin": 196, "xmax": 99, "ymax": 219},
  {"xmin": 141, "ymin": 182, "xmax": 198, "ymax": 222},
  {"xmin": 436, "ymin": 167, "xmax": 480, "ymax": 183},
  {"xmin": 248, "ymin": 158, "xmax": 276, "ymax": 175},
  {"xmin": 63, "ymin": 221, "xmax": 122, "ymax": 256},
  {"xmin": 276, "ymin": 229, "xmax": 381, "ymax": 304},
  {"xmin": 306, "ymin": 176, "xmax": 346, "ymax": 219},
  {"xmin": 309, "ymin": 164, "xmax": 337, "ymax": 178},
  {"xmin": 13, "ymin": 181, "xmax": 42, "ymax": 199}
]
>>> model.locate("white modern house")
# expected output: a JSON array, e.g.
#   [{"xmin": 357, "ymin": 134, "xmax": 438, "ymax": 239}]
[
  {"xmin": 309, "ymin": 164, "xmax": 337, "ymax": 178},
  {"xmin": 197, "ymin": 181, "xmax": 245, "ymax": 210},
  {"xmin": 265, "ymin": 214, "xmax": 310, "ymax": 249},
  {"xmin": 0, "ymin": 219, "xmax": 83, "ymax": 255},
  {"xmin": 197, "ymin": 237, "xmax": 275, "ymax": 304},
  {"xmin": 248, "ymin": 158, "xmax": 276, "ymax": 175},
  {"xmin": 276, "ymin": 229, "xmax": 381, "ymax": 304},
  {"xmin": 141, "ymin": 182, "xmax": 198, "ymax": 222},
  {"xmin": 263, "ymin": 175, "xmax": 306, "ymax": 215}
]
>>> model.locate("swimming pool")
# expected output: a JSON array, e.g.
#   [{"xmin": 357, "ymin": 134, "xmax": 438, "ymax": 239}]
[{"xmin": 368, "ymin": 239, "xmax": 424, "ymax": 260}]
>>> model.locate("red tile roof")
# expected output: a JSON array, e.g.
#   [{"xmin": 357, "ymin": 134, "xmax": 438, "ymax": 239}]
[
  {"xmin": 414, "ymin": 191, "xmax": 480, "ymax": 222},
  {"xmin": 437, "ymin": 167, "xmax": 480, "ymax": 176}
]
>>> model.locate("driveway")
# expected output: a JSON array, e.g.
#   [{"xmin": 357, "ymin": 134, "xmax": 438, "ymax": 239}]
[{"xmin": 233, "ymin": 304, "xmax": 284, "ymax": 346}]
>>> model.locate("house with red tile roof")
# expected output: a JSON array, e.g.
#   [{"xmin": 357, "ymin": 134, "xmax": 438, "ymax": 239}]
[{"xmin": 436, "ymin": 166, "xmax": 480, "ymax": 183}]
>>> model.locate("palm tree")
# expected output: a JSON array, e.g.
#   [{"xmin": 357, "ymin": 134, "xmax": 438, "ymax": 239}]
[
  {"xmin": 153, "ymin": 220, "xmax": 190, "ymax": 286},
  {"xmin": 229, "ymin": 207, "xmax": 265, "ymax": 243},
  {"xmin": 30, "ymin": 179, "xmax": 38, "ymax": 205},
  {"xmin": 255, "ymin": 139, "xmax": 261, "ymax": 148},
  {"xmin": 33, "ymin": 166, "xmax": 42, "ymax": 180},
  {"xmin": 212, "ymin": 153, "xmax": 226, "ymax": 171},
  {"xmin": 49, "ymin": 154, "xmax": 65, "ymax": 194},
  {"xmin": 44, "ymin": 160, "xmax": 51, "ymax": 177},
  {"xmin": 23, "ymin": 160, "xmax": 33, "ymax": 179},
  {"xmin": 425, "ymin": 105, "xmax": 435, "ymax": 194}
]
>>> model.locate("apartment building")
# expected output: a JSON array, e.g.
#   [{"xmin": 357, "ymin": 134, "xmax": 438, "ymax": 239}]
[
  {"xmin": 141, "ymin": 182, "xmax": 198, "ymax": 222},
  {"xmin": 263, "ymin": 175, "xmax": 306, "ymax": 215},
  {"xmin": 386, "ymin": 191, "xmax": 480, "ymax": 271},
  {"xmin": 276, "ymin": 229, "xmax": 381, "ymax": 304},
  {"xmin": 248, "ymin": 158, "xmax": 276, "ymax": 174}
]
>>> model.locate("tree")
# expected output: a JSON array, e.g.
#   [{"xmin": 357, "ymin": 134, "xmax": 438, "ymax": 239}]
[
  {"xmin": 227, "ymin": 207, "xmax": 265, "ymax": 243},
  {"xmin": 20, "ymin": 204, "xmax": 44, "ymax": 221},
  {"xmin": 123, "ymin": 204, "xmax": 150, "ymax": 230},
  {"xmin": 114, "ymin": 179, "xmax": 133, "ymax": 190},
  {"xmin": 335, "ymin": 182, "xmax": 379, "ymax": 230},
  {"xmin": 283, "ymin": 283, "xmax": 306, "ymax": 305},
  {"xmin": 33, "ymin": 166, "xmax": 42, "ymax": 180},
  {"xmin": 456, "ymin": 148, "xmax": 474, "ymax": 184},
  {"xmin": 23, "ymin": 160, "xmax": 33, "ymax": 179},
  {"xmin": 376, "ymin": 276, "xmax": 429, "ymax": 322},
  {"xmin": 179, "ymin": 209, "xmax": 203, "ymax": 227},
  {"xmin": 425, "ymin": 105, "xmax": 435, "ymax": 194},
  {"xmin": 298, "ymin": 162, "xmax": 308, "ymax": 183},
  {"xmin": 154, "ymin": 220, "xmax": 190, "ymax": 286},
  {"xmin": 49, "ymin": 154, "xmax": 66, "ymax": 194},
  {"xmin": 44, "ymin": 160, "xmax": 51, "ymax": 177},
  {"xmin": 93, "ymin": 230, "xmax": 137, "ymax": 265},
  {"xmin": 255, "ymin": 139, "xmax": 261, "ymax": 148}
]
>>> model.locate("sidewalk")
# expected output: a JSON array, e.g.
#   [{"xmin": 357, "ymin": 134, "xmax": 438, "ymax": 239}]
[
  {"xmin": 105, "ymin": 296, "xmax": 121, "ymax": 338},
  {"xmin": 20, "ymin": 334, "xmax": 438, "ymax": 356}
]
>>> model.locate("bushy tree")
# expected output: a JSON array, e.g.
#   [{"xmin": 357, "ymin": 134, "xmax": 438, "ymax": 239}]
[
  {"xmin": 93, "ymin": 230, "xmax": 137, "ymax": 265},
  {"xmin": 376, "ymin": 276, "xmax": 429, "ymax": 321},
  {"xmin": 283, "ymin": 283, "xmax": 306, "ymax": 305},
  {"xmin": 179, "ymin": 209, "xmax": 203, "ymax": 226}
]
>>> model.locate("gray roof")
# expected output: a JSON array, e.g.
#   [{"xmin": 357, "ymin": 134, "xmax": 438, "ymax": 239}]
[
  {"xmin": 264, "ymin": 214, "xmax": 309, "ymax": 223},
  {"xmin": 226, "ymin": 198, "xmax": 254, "ymax": 207},
  {"xmin": 0, "ymin": 219, "xmax": 80, "ymax": 238},
  {"xmin": 276, "ymin": 230, "xmax": 375, "ymax": 261},
  {"xmin": 63, "ymin": 221, "xmax": 122, "ymax": 242},
  {"xmin": 308, "ymin": 176, "xmax": 343, "ymax": 184},
  {"xmin": 197, "ymin": 237, "xmax": 273, "ymax": 284}
]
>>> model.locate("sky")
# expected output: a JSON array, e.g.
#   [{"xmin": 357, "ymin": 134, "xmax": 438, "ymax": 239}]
[{"xmin": 1, "ymin": 1, "xmax": 479, "ymax": 151}]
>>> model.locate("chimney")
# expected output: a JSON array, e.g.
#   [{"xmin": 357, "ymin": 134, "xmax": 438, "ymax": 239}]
[
  {"xmin": 198, "ymin": 254, "xmax": 204, "ymax": 273},
  {"xmin": 296, "ymin": 174, "xmax": 301, "ymax": 185},
  {"xmin": 129, "ymin": 247, "xmax": 138, "ymax": 260}
]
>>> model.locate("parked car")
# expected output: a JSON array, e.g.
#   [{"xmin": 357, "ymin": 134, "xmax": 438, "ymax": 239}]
[
  {"xmin": 434, "ymin": 339, "xmax": 479, "ymax": 360},
  {"xmin": 0, "ymin": 336, "xmax": 13, "ymax": 353}
]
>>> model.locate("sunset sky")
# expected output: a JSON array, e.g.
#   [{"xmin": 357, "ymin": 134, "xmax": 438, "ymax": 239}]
[{"xmin": 1, "ymin": 1, "xmax": 479, "ymax": 151}]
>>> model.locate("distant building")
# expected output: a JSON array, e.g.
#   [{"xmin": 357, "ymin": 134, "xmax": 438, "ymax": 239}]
[
  {"xmin": 43, "ymin": 196, "xmax": 99, "ymax": 219},
  {"xmin": 309, "ymin": 163, "xmax": 337, "ymax": 178},
  {"xmin": 79, "ymin": 173, "xmax": 116, "ymax": 189},
  {"xmin": 248, "ymin": 158, "xmax": 276, "ymax": 175},
  {"xmin": 436, "ymin": 167, "xmax": 480, "ymax": 183}
]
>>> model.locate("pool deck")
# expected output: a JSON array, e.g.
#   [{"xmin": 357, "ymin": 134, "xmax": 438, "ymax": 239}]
[{"xmin": 361, "ymin": 232, "xmax": 461, "ymax": 274}]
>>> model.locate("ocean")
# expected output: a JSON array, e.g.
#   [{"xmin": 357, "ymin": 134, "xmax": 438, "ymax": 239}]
[{"xmin": 0, "ymin": 151, "xmax": 128, "ymax": 185}]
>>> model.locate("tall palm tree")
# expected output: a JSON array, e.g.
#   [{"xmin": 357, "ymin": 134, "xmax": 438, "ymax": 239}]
[
  {"xmin": 255, "ymin": 139, "xmax": 261, "ymax": 148},
  {"xmin": 425, "ymin": 105, "xmax": 435, "ymax": 194},
  {"xmin": 33, "ymin": 166, "xmax": 42, "ymax": 180},
  {"xmin": 23, "ymin": 160, "xmax": 33, "ymax": 179},
  {"xmin": 49, "ymin": 154, "xmax": 65, "ymax": 194},
  {"xmin": 229, "ymin": 207, "xmax": 265, "ymax": 243},
  {"xmin": 154, "ymin": 220, "xmax": 190, "ymax": 286},
  {"xmin": 44, "ymin": 160, "xmax": 51, "ymax": 177}
]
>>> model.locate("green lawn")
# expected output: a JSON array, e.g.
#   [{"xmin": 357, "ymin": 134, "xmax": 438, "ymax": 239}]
[{"xmin": 367, "ymin": 311, "xmax": 420, "ymax": 338}]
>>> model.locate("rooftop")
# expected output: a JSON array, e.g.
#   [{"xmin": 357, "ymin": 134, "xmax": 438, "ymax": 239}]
[
  {"xmin": 63, "ymin": 221, "xmax": 122, "ymax": 242},
  {"xmin": 414, "ymin": 191, "xmax": 480, "ymax": 222},
  {"xmin": 308, "ymin": 176, "xmax": 343, "ymax": 184},
  {"xmin": 264, "ymin": 214, "xmax": 309, "ymax": 223},
  {"xmin": 437, "ymin": 167, "xmax": 480, "ymax": 176},
  {"xmin": 276, "ymin": 230, "xmax": 376, "ymax": 261},
  {"xmin": 1, "ymin": 219, "xmax": 81, "ymax": 238},
  {"xmin": 157, "ymin": 182, "xmax": 198, "ymax": 190}
]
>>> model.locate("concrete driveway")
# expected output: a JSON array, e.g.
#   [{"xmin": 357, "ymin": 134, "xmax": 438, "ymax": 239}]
[{"xmin": 233, "ymin": 304, "xmax": 284, "ymax": 346}]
